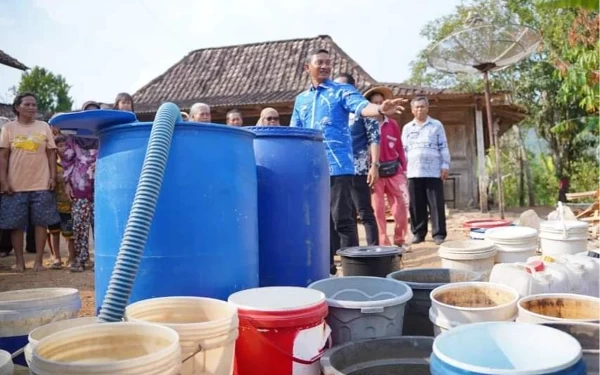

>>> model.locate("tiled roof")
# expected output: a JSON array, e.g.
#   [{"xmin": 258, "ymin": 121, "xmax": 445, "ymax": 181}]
[
  {"xmin": 0, "ymin": 49, "xmax": 28, "ymax": 71},
  {"xmin": 133, "ymin": 35, "xmax": 450, "ymax": 113},
  {"xmin": 0, "ymin": 104, "xmax": 14, "ymax": 119}
]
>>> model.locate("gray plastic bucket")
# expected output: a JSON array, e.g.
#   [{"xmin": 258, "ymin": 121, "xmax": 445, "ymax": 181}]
[
  {"xmin": 543, "ymin": 322, "xmax": 599, "ymax": 375},
  {"xmin": 387, "ymin": 268, "xmax": 482, "ymax": 336},
  {"xmin": 308, "ymin": 276, "xmax": 413, "ymax": 345},
  {"xmin": 320, "ymin": 336, "xmax": 433, "ymax": 375}
]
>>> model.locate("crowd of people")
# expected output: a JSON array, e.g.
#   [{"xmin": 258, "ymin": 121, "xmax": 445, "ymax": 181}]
[
  {"xmin": 0, "ymin": 47, "xmax": 451, "ymax": 277},
  {"xmin": 289, "ymin": 48, "xmax": 451, "ymax": 275}
]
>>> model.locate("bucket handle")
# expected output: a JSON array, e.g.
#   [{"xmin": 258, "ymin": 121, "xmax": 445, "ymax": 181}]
[
  {"xmin": 180, "ymin": 328, "xmax": 239, "ymax": 364},
  {"xmin": 245, "ymin": 319, "xmax": 332, "ymax": 365}
]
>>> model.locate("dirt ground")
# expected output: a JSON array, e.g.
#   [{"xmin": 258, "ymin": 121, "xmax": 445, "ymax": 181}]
[{"xmin": 0, "ymin": 206, "xmax": 578, "ymax": 317}]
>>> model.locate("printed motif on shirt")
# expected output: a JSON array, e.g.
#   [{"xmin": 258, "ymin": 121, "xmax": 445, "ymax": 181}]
[{"xmin": 12, "ymin": 132, "xmax": 47, "ymax": 152}]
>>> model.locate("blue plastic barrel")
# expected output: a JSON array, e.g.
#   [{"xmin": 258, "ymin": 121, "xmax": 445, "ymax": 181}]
[
  {"xmin": 95, "ymin": 121, "xmax": 259, "ymax": 312},
  {"xmin": 249, "ymin": 127, "xmax": 329, "ymax": 287},
  {"xmin": 430, "ymin": 322, "xmax": 587, "ymax": 375}
]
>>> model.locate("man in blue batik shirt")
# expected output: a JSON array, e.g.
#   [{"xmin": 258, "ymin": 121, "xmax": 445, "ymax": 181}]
[{"xmin": 291, "ymin": 48, "xmax": 407, "ymax": 275}]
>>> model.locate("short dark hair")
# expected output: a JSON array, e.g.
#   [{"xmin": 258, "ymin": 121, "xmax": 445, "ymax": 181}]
[
  {"xmin": 114, "ymin": 92, "xmax": 134, "ymax": 111},
  {"xmin": 226, "ymin": 109, "xmax": 242, "ymax": 118},
  {"xmin": 306, "ymin": 48, "xmax": 329, "ymax": 63},
  {"xmin": 411, "ymin": 96, "xmax": 429, "ymax": 107},
  {"xmin": 12, "ymin": 92, "xmax": 37, "ymax": 116},
  {"xmin": 367, "ymin": 92, "xmax": 385, "ymax": 102},
  {"xmin": 336, "ymin": 73, "xmax": 355, "ymax": 86}
]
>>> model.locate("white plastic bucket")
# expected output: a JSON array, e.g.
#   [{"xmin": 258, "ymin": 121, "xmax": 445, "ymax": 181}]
[
  {"xmin": 517, "ymin": 293, "xmax": 600, "ymax": 324},
  {"xmin": 438, "ymin": 240, "xmax": 497, "ymax": 280},
  {"xmin": 540, "ymin": 220, "xmax": 588, "ymax": 257},
  {"xmin": 485, "ymin": 226, "xmax": 539, "ymax": 263},
  {"xmin": 0, "ymin": 288, "xmax": 81, "ymax": 366},
  {"xmin": 24, "ymin": 317, "xmax": 98, "ymax": 366},
  {"xmin": 29, "ymin": 322, "xmax": 181, "ymax": 375},
  {"xmin": 0, "ymin": 350, "xmax": 14, "ymax": 375},
  {"xmin": 430, "ymin": 322, "xmax": 585, "ymax": 374},
  {"xmin": 429, "ymin": 282, "xmax": 519, "ymax": 336},
  {"xmin": 126, "ymin": 297, "xmax": 238, "ymax": 375}
]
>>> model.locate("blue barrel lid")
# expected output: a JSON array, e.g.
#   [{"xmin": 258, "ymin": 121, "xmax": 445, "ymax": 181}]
[
  {"xmin": 337, "ymin": 246, "xmax": 403, "ymax": 258},
  {"xmin": 49, "ymin": 110, "xmax": 137, "ymax": 135},
  {"xmin": 246, "ymin": 126, "xmax": 324, "ymax": 141}
]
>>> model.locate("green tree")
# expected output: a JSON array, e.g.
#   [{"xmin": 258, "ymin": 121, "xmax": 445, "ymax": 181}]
[
  {"xmin": 14, "ymin": 66, "xmax": 74, "ymax": 114},
  {"xmin": 538, "ymin": 0, "xmax": 599, "ymax": 10}
]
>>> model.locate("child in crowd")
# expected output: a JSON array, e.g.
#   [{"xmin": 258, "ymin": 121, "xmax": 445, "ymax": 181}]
[
  {"xmin": 61, "ymin": 133, "xmax": 98, "ymax": 272},
  {"xmin": 114, "ymin": 93, "xmax": 134, "ymax": 112},
  {"xmin": 48, "ymin": 134, "xmax": 75, "ymax": 269}
]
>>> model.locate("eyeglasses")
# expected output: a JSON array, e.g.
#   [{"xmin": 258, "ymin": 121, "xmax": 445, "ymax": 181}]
[{"xmin": 266, "ymin": 117, "xmax": 279, "ymax": 121}]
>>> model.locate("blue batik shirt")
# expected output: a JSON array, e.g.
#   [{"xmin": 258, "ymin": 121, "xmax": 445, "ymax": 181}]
[
  {"xmin": 350, "ymin": 114, "xmax": 380, "ymax": 175},
  {"xmin": 290, "ymin": 79, "xmax": 370, "ymax": 176},
  {"xmin": 401, "ymin": 116, "xmax": 451, "ymax": 178}
]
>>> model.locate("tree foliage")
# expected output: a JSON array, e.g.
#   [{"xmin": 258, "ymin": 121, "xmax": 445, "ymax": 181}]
[{"xmin": 14, "ymin": 66, "xmax": 74, "ymax": 115}]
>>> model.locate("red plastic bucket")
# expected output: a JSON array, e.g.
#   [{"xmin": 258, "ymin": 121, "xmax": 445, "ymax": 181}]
[{"xmin": 228, "ymin": 287, "xmax": 330, "ymax": 375}]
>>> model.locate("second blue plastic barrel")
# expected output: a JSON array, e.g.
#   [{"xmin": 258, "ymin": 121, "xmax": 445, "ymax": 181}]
[
  {"xmin": 95, "ymin": 122, "xmax": 259, "ymax": 312},
  {"xmin": 249, "ymin": 127, "xmax": 329, "ymax": 287}
]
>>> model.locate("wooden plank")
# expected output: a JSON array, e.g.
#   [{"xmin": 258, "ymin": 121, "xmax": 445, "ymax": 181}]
[
  {"xmin": 475, "ymin": 108, "xmax": 488, "ymax": 213},
  {"xmin": 567, "ymin": 190, "xmax": 599, "ymax": 200}
]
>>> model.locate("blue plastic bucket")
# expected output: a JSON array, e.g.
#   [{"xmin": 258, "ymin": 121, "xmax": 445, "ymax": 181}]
[
  {"xmin": 0, "ymin": 288, "xmax": 81, "ymax": 366},
  {"xmin": 430, "ymin": 322, "xmax": 586, "ymax": 375}
]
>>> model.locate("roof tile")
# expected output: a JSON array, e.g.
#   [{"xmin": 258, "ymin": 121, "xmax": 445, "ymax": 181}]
[{"xmin": 133, "ymin": 35, "xmax": 449, "ymax": 113}]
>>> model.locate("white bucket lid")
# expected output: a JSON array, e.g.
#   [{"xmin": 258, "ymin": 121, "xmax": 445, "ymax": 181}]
[
  {"xmin": 433, "ymin": 322, "xmax": 583, "ymax": 374},
  {"xmin": 440, "ymin": 240, "xmax": 495, "ymax": 253},
  {"xmin": 485, "ymin": 226, "xmax": 539, "ymax": 240},
  {"xmin": 228, "ymin": 287, "xmax": 325, "ymax": 312},
  {"xmin": 541, "ymin": 220, "xmax": 588, "ymax": 233}
]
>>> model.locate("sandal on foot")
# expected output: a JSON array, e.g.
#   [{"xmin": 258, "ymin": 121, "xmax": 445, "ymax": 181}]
[
  {"xmin": 69, "ymin": 262, "xmax": 84, "ymax": 273},
  {"xmin": 50, "ymin": 261, "xmax": 63, "ymax": 270}
]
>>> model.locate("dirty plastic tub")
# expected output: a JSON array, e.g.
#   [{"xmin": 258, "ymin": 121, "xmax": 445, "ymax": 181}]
[
  {"xmin": 543, "ymin": 322, "xmax": 599, "ymax": 375},
  {"xmin": 308, "ymin": 276, "xmax": 413, "ymax": 345},
  {"xmin": 126, "ymin": 296, "xmax": 238, "ymax": 375},
  {"xmin": 0, "ymin": 350, "xmax": 13, "ymax": 375},
  {"xmin": 320, "ymin": 336, "xmax": 433, "ymax": 375},
  {"xmin": 517, "ymin": 293, "xmax": 600, "ymax": 324},
  {"xmin": 25, "ymin": 317, "xmax": 98, "ymax": 366},
  {"xmin": 337, "ymin": 246, "xmax": 403, "ymax": 277},
  {"xmin": 429, "ymin": 282, "xmax": 519, "ymax": 336},
  {"xmin": 0, "ymin": 288, "xmax": 81, "ymax": 366},
  {"xmin": 387, "ymin": 268, "xmax": 482, "ymax": 336},
  {"xmin": 430, "ymin": 322, "xmax": 586, "ymax": 375},
  {"xmin": 29, "ymin": 322, "xmax": 182, "ymax": 375},
  {"xmin": 438, "ymin": 240, "xmax": 497, "ymax": 280}
]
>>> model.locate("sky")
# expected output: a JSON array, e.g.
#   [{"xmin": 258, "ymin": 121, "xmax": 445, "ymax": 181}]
[{"xmin": 0, "ymin": 0, "xmax": 463, "ymax": 108}]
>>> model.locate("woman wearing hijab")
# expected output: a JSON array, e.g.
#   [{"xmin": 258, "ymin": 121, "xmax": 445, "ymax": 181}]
[{"xmin": 256, "ymin": 108, "xmax": 280, "ymax": 126}]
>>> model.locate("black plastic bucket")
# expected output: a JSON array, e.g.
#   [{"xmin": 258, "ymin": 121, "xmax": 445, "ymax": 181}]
[{"xmin": 337, "ymin": 246, "xmax": 403, "ymax": 277}]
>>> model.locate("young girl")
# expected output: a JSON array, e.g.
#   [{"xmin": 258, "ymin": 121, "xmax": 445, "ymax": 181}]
[
  {"xmin": 114, "ymin": 93, "xmax": 134, "ymax": 112},
  {"xmin": 61, "ymin": 134, "xmax": 98, "ymax": 272},
  {"xmin": 48, "ymin": 134, "xmax": 76, "ymax": 269}
]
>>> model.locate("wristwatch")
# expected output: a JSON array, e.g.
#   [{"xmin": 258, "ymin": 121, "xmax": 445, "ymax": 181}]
[
  {"xmin": 373, "ymin": 162, "xmax": 381, "ymax": 167},
  {"xmin": 377, "ymin": 105, "xmax": 384, "ymax": 116}
]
